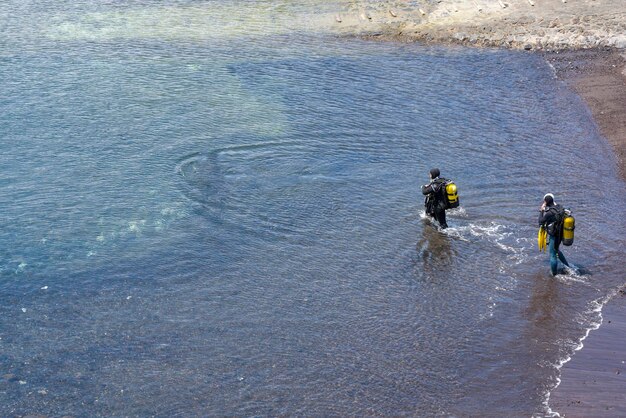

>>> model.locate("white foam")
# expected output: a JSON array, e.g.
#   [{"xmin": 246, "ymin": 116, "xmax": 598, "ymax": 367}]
[
  {"xmin": 15, "ymin": 262, "xmax": 27, "ymax": 274},
  {"xmin": 448, "ymin": 222, "xmax": 529, "ymax": 263},
  {"xmin": 554, "ymin": 265, "xmax": 589, "ymax": 285},
  {"xmin": 447, "ymin": 206, "xmax": 468, "ymax": 218}
]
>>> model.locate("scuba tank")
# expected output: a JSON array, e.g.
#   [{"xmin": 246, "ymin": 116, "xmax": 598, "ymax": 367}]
[
  {"xmin": 445, "ymin": 181, "xmax": 459, "ymax": 209},
  {"xmin": 562, "ymin": 211, "xmax": 575, "ymax": 246}
]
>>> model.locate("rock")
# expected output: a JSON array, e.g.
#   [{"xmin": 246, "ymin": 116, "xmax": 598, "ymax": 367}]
[{"xmin": 524, "ymin": 44, "xmax": 533, "ymax": 50}]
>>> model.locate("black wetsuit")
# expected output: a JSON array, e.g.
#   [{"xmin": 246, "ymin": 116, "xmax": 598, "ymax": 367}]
[
  {"xmin": 538, "ymin": 204, "xmax": 564, "ymax": 247},
  {"xmin": 421, "ymin": 178, "xmax": 448, "ymax": 229}
]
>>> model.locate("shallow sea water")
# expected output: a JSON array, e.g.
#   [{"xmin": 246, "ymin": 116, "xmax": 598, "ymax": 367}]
[{"xmin": 1, "ymin": 1, "xmax": 625, "ymax": 416}]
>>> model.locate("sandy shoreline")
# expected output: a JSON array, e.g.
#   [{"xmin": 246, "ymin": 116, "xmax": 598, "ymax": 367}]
[
  {"xmin": 544, "ymin": 48, "xmax": 626, "ymax": 178},
  {"xmin": 549, "ymin": 289, "xmax": 626, "ymax": 417},
  {"xmin": 333, "ymin": 0, "xmax": 626, "ymax": 49},
  {"xmin": 328, "ymin": 1, "xmax": 626, "ymax": 415}
]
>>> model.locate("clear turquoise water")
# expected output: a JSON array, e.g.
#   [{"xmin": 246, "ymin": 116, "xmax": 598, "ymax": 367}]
[{"xmin": 1, "ymin": 2, "xmax": 625, "ymax": 416}]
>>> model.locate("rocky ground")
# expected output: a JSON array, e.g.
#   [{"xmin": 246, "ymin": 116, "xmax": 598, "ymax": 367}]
[{"xmin": 330, "ymin": 0, "xmax": 626, "ymax": 51}]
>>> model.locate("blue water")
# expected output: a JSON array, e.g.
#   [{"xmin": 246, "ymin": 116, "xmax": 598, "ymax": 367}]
[{"xmin": 1, "ymin": 2, "xmax": 625, "ymax": 416}]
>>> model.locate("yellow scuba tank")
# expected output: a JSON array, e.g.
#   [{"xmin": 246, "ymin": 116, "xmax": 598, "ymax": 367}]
[
  {"xmin": 562, "ymin": 213, "xmax": 575, "ymax": 246},
  {"xmin": 445, "ymin": 182, "xmax": 459, "ymax": 208}
]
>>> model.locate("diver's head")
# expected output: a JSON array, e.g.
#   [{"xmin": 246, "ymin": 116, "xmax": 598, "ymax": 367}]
[
  {"xmin": 543, "ymin": 193, "xmax": 555, "ymax": 206},
  {"xmin": 429, "ymin": 168, "xmax": 440, "ymax": 180}
]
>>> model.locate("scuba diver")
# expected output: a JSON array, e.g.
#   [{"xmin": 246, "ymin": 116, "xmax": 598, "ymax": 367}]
[
  {"xmin": 421, "ymin": 168, "xmax": 458, "ymax": 229},
  {"xmin": 538, "ymin": 193, "xmax": 573, "ymax": 276}
]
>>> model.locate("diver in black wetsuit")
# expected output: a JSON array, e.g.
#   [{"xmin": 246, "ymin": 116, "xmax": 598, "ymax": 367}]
[
  {"xmin": 421, "ymin": 168, "xmax": 448, "ymax": 229},
  {"xmin": 538, "ymin": 193, "xmax": 571, "ymax": 276}
]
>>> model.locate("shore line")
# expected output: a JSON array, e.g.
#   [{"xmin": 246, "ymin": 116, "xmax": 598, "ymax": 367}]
[
  {"xmin": 548, "ymin": 285, "xmax": 626, "ymax": 416},
  {"xmin": 543, "ymin": 284, "xmax": 626, "ymax": 417}
]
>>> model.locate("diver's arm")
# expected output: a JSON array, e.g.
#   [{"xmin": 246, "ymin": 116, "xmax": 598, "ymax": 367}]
[{"xmin": 538, "ymin": 209, "xmax": 552, "ymax": 226}]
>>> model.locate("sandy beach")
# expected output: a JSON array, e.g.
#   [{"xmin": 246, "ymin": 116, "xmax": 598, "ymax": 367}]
[
  {"xmin": 550, "ymin": 289, "xmax": 626, "ymax": 417},
  {"xmin": 544, "ymin": 48, "xmax": 626, "ymax": 178},
  {"xmin": 327, "ymin": 1, "xmax": 626, "ymax": 415}
]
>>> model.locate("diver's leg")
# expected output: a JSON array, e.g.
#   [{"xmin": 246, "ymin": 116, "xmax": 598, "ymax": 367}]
[
  {"xmin": 435, "ymin": 209, "xmax": 448, "ymax": 229},
  {"xmin": 549, "ymin": 238, "xmax": 558, "ymax": 276},
  {"xmin": 557, "ymin": 249, "xmax": 570, "ymax": 267}
]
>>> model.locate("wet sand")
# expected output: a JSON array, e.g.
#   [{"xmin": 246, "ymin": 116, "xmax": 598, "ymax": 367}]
[
  {"xmin": 549, "ymin": 290, "xmax": 626, "ymax": 417},
  {"xmin": 544, "ymin": 48, "xmax": 626, "ymax": 179}
]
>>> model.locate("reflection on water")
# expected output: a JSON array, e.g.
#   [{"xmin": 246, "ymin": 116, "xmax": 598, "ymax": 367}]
[
  {"xmin": 1, "ymin": 1, "xmax": 626, "ymax": 417},
  {"xmin": 417, "ymin": 219, "xmax": 455, "ymax": 272}
]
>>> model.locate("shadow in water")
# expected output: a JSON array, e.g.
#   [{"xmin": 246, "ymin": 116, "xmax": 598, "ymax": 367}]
[
  {"xmin": 524, "ymin": 273, "xmax": 560, "ymax": 329},
  {"xmin": 416, "ymin": 221, "xmax": 455, "ymax": 275}
]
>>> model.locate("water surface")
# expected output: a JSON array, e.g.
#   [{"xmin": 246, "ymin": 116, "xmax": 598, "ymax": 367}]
[{"xmin": 1, "ymin": 1, "xmax": 625, "ymax": 416}]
